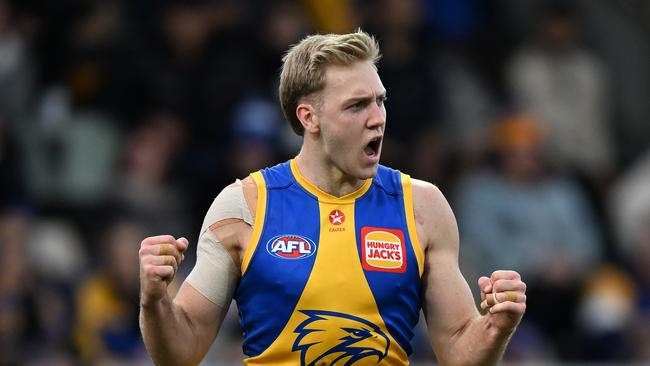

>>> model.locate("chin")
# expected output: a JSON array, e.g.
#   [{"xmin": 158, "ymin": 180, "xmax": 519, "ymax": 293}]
[{"xmin": 357, "ymin": 164, "xmax": 379, "ymax": 180}]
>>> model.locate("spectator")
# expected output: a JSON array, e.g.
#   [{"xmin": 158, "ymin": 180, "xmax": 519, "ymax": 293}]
[
  {"xmin": 251, "ymin": 0, "xmax": 313, "ymax": 91},
  {"xmin": 0, "ymin": 0, "xmax": 35, "ymax": 126},
  {"xmin": 73, "ymin": 219, "xmax": 150, "ymax": 364},
  {"xmin": 227, "ymin": 95, "xmax": 285, "ymax": 178},
  {"xmin": 507, "ymin": 2, "xmax": 615, "ymax": 183},
  {"xmin": 609, "ymin": 149, "xmax": 650, "ymax": 261},
  {"xmin": 112, "ymin": 111, "xmax": 191, "ymax": 240},
  {"xmin": 364, "ymin": 0, "xmax": 439, "ymax": 170},
  {"xmin": 454, "ymin": 114, "xmax": 603, "ymax": 358},
  {"xmin": 302, "ymin": 0, "xmax": 356, "ymax": 33},
  {"xmin": 628, "ymin": 225, "xmax": 650, "ymax": 361},
  {"xmin": 20, "ymin": 85, "xmax": 122, "ymax": 212},
  {"xmin": 1, "ymin": 0, "xmax": 648, "ymax": 363},
  {"xmin": 0, "ymin": 212, "xmax": 31, "ymax": 365},
  {"xmin": 609, "ymin": 150, "xmax": 650, "ymax": 360},
  {"xmin": 577, "ymin": 264, "xmax": 636, "ymax": 360},
  {"xmin": 0, "ymin": 114, "xmax": 27, "ymax": 211}
]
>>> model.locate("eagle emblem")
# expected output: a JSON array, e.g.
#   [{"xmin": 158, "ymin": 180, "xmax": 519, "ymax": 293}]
[{"xmin": 292, "ymin": 310, "xmax": 390, "ymax": 365}]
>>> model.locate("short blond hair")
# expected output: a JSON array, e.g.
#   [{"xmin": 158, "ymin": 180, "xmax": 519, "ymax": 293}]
[{"xmin": 279, "ymin": 30, "xmax": 381, "ymax": 135}]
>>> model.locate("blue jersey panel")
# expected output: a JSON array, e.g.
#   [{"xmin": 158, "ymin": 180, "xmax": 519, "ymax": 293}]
[
  {"xmin": 355, "ymin": 166, "xmax": 422, "ymax": 356},
  {"xmin": 235, "ymin": 162, "xmax": 320, "ymax": 357}
]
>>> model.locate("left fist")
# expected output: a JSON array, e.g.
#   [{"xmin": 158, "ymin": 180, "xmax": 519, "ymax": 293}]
[{"xmin": 479, "ymin": 270, "xmax": 527, "ymax": 318}]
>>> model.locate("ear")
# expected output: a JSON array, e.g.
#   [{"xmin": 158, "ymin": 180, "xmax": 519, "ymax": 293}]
[{"xmin": 296, "ymin": 102, "xmax": 320, "ymax": 134}]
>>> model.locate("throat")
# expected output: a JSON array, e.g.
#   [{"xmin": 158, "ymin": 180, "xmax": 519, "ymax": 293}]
[
  {"xmin": 318, "ymin": 178, "xmax": 367, "ymax": 198},
  {"xmin": 293, "ymin": 155, "xmax": 367, "ymax": 198}
]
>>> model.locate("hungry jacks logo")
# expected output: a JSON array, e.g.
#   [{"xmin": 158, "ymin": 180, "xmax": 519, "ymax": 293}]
[{"xmin": 360, "ymin": 227, "xmax": 406, "ymax": 273}]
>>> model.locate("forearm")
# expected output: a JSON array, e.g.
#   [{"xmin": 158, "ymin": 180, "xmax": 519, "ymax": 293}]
[
  {"xmin": 441, "ymin": 314, "xmax": 514, "ymax": 366},
  {"xmin": 140, "ymin": 295, "xmax": 200, "ymax": 366}
]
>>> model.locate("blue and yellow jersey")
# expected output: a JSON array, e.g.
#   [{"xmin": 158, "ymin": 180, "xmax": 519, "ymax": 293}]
[{"xmin": 235, "ymin": 159, "xmax": 425, "ymax": 365}]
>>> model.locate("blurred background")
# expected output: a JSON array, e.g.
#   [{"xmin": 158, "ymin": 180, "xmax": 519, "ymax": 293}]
[{"xmin": 0, "ymin": 0, "xmax": 649, "ymax": 364}]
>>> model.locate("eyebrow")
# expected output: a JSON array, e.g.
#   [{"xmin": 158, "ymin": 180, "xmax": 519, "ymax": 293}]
[{"xmin": 342, "ymin": 90, "xmax": 388, "ymax": 104}]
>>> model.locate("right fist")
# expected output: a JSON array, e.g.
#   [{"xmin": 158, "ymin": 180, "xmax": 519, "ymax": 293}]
[{"xmin": 139, "ymin": 235, "xmax": 189, "ymax": 306}]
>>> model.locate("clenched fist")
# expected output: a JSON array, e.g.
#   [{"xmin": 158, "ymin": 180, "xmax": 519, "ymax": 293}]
[
  {"xmin": 139, "ymin": 235, "xmax": 189, "ymax": 307},
  {"xmin": 478, "ymin": 270, "xmax": 527, "ymax": 332}
]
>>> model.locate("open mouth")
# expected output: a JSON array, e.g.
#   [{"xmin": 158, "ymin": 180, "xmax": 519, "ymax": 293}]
[{"xmin": 364, "ymin": 136, "xmax": 382, "ymax": 157}]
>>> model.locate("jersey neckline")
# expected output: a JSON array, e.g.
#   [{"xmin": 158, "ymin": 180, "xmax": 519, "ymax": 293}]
[{"xmin": 289, "ymin": 159, "xmax": 373, "ymax": 203}]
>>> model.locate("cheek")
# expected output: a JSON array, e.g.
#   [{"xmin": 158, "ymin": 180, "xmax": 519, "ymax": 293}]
[
  {"xmin": 318, "ymin": 111, "xmax": 366, "ymax": 157},
  {"xmin": 321, "ymin": 120, "xmax": 357, "ymax": 153}
]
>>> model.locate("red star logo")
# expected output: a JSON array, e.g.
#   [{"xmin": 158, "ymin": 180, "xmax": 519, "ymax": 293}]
[{"xmin": 329, "ymin": 210, "xmax": 345, "ymax": 225}]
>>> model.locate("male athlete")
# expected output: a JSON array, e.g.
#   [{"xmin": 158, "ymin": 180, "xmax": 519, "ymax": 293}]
[{"xmin": 139, "ymin": 30, "xmax": 527, "ymax": 365}]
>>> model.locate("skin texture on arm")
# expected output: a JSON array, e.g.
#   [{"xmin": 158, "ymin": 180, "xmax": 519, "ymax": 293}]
[
  {"xmin": 413, "ymin": 179, "xmax": 526, "ymax": 365},
  {"xmin": 140, "ymin": 177, "xmax": 257, "ymax": 366},
  {"xmin": 140, "ymin": 278, "xmax": 226, "ymax": 366}
]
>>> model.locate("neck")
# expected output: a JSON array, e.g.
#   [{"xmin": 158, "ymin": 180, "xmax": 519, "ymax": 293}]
[{"xmin": 294, "ymin": 147, "xmax": 366, "ymax": 198}]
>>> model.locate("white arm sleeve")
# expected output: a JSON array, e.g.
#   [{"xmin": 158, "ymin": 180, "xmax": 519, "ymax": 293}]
[{"xmin": 185, "ymin": 180, "xmax": 252, "ymax": 307}]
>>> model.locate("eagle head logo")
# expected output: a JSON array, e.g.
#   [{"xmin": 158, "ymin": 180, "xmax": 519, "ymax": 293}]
[{"xmin": 292, "ymin": 310, "xmax": 390, "ymax": 366}]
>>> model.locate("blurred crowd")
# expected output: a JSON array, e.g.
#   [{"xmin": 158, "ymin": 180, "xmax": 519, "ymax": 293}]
[{"xmin": 1, "ymin": 0, "xmax": 649, "ymax": 364}]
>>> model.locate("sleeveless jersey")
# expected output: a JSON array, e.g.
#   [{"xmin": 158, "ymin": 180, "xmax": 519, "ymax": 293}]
[{"xmin": 234, "ymin": 159, "xmax": 424, "ymax": 365}]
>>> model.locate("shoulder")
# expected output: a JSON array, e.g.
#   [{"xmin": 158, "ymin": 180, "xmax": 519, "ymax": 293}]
[
  {"xmin": 410, "ymin": 178, "xmax": 459, "ymax": 252},
  {"xmin": 411, "ymin": 178, "xmax": 443, "ymax": 202},
  {"xmin": 199, "ymin": 176, "xmax": 259, "ymax": 265},
  {"xmin": 241, "ymin": 175, "xmax": 258, "ymax": 219},
  {"xmin": 411, "ymin": 178, "xmax": 448, "ymax": 219},
  {"xmin": 202, "ymin": 176, "xmax": 258, "ymax": 229}
]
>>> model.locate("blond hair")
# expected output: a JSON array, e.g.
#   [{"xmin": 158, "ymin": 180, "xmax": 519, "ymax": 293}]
[{"xmin": 279, "ymin": 30, "xmax": 381, "ymax": 135}]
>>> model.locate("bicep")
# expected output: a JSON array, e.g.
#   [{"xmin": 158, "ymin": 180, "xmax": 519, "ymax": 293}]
[
  {"xmin": 412, "ymin": 180, "xmax": 479, "ymax": 355},
  {"xmin": 422, "ymin": 243, "xmax": 478, "ymax": 356}
]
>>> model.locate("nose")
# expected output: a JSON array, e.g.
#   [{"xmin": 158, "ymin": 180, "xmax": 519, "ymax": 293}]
[{"xmin": 367, "ymin": 99, "xmax": 386, "ymax": 130}]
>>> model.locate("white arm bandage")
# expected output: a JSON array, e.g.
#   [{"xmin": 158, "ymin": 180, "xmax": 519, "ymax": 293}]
[{"xmin": 185, "ymin": 181, "xmax": 253, "ymax": 307}]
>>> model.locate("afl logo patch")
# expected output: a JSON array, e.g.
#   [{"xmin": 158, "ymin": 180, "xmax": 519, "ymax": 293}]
[
  {"xmin": 361, "ymin": 227, "xmax": 406, "ymax": 273},
  {"xmin": 266, "ymin": 234, "xmax": 317, "ymax": 259}
]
